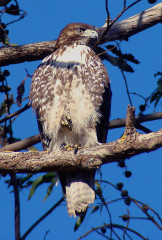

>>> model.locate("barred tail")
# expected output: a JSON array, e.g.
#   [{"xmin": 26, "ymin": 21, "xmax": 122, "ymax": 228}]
[{"xmin": 59, "ymin": 170, "xmax": 95, "ymax": 217}]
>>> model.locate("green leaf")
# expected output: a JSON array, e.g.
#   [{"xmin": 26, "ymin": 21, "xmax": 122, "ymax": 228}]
[
  {"xmin": 91, "ymin": 205, "xmax": 100, "ymax": 214},
  {"xmin": 43, "ymin": 183, "xmax": 55, "ymax": 201},
  {"xmin": 28, "ymin": 175, "xmax": 44, "ymax": 200},
  {"xmin": 20, "ymin": 174, "xmax": 33, "ymax": 185},
  {"xmin": 43, "ymin": 173, "xmax": 58, "ymax": 201},
  {"xmin": 95, "ymin": 181, "xmax": 102, "ymax": 198},
  {"xmin": 28, "ymin": 173, "xmax": 58, "ymax": 200},
  {"xmin": 74, "ymin": 210, "xmax": 87, "ymax": 231}
]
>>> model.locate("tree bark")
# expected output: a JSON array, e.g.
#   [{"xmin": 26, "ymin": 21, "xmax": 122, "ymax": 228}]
[
  {"xmin": 0, "ymin": 3, "xmax": 161, "ymax": 67},
  {"xmin": 0, "ymin": 106, "xmax": 161, "ymax": 173},
  {"xmin": 0, "ymin": 129, "xmax": 161, "ymax": 173},
  {"xmin": 0, "ymin": 126, "xmax": 161, "ymax": 173},
  {"xmin": 0, "ymin": 111, "xmax": 161, "ymax": 152}
]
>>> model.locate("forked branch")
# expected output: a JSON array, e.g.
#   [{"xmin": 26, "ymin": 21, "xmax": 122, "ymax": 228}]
[{"xmin": 0, "ymin": 106, "xmax": 161, "ymax": 174}]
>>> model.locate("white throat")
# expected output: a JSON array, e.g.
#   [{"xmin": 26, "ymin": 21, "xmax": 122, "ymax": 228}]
[{"xmin": 55, "ymin": 44, "xmax": 90, "ymax": 66}]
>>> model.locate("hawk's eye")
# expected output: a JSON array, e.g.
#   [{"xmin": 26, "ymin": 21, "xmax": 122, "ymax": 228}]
[{"xmin": 76, "ymin": 27, "xmax": 86, "ymax": 33}]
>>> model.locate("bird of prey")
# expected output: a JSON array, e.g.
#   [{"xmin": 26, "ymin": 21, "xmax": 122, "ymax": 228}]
[{"xmin": 30, "ymin": 23, "xmax": 111, "ymax": 217}]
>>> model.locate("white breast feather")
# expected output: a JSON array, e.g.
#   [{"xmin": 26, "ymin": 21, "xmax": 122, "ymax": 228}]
[{"xmin": 45, "ymin": 45, "xmax": 100, "ymax": 148}]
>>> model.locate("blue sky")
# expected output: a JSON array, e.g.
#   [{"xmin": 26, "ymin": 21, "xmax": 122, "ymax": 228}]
[{"xmin": 0, "ymin": 1, "xmax": 162, "ymax": 240}]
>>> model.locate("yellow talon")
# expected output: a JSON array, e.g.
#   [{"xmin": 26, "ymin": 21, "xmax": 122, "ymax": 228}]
[
  {"xmin": 66, "ymin": 115, "xmax": 71, "ymax": 120},
  {"xmin": 85, "ymin": 144, "xmax": 90, "ymax": 148},
  {"xmin": 65, "ymin": 144, "xmax": 74, "ymax": 151}
]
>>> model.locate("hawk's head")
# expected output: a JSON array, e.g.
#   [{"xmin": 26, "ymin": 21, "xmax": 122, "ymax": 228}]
[{"xmin": 55, "ymin": 23, "xmax": 98, "ymax": 49}]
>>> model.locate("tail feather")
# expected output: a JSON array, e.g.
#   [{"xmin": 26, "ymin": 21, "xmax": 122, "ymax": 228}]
[{"xmin": 59, "ymin": 170, "xmax": 95, "ymax": 217}]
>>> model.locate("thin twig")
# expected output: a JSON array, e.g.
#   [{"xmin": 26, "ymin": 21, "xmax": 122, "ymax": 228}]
[
  {"xmin": 121, "ymin": 62, "xmax": 133, "ymax": 106},
  {"xmin": 101, "ymin": 197, "xmax": 113, "ymax": 238},
  {"xmin": 105, "ymin": 0, "xmax": 110, "ymax": 26},
  {"xmin": 97, "ymin": 42, "xmax": 119, "ymax": 56},
  {"xmin": 0, "ymin": 104, "xmax": 30, "ymax": 124},
  {"xmin": 131, "ymin": 198, "xmax": 162, "ymax": 230},
  {"xmin": 94, "ymin": 0, "xmax": 141, "ymax": 48},
  {"xmin": 104, "ymin": 198, "xmax": 123, "ymax": 205},
  {"xmin": 135, "ymin": 123, "xmax": 152, "ymax": 133},
  {"xmin": 77, "ymin": 223, "xmax": 147, "ymax": 240},
  {"xmin": 94, "ymin": 228, "xmax": 109, "ymax": 239},
  {"xmin": 111, "ymin": 228, "xmax": 122, "ymax": 240},
  {"xmin": 21, "ymin": 197, "xmax": 64, "ymax": 240},
  {"xmin": 97, "ymin": 179, "xmax": 162, "ymax": 232},
  {"xmin": 124, "ymin": 0, "xmax": 126, "ymax": 9},
  {"xmin": 5, "ymin": 10, "xmax": 27, "ymax": 26},
  {"xmin": 109, "ymin": 111, "xmax": 162, "ymax": 129},
  {"xmin": 96, "ymin": 179, "xmax": 118, "ymax": 190},
  {"xmin": 0, "ymin": 134, "xmax": 40, "ymax": 152},
  {"xmin": 123, "ymin": 209, "xmax": 130, "ymax": 240},
  {"xmin": 13, "ymin": 96, "xmax": 29, "ymax": 105}
]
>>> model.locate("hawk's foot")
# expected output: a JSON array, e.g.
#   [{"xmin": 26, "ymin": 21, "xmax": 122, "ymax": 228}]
[
  {"xmin": 61, "ymin": 115, "xmax": 72, "ymax": 130},
  {"xmin": 60, "ymin": 143, "xmax": 81, "ymax": 153},
  {"xmin": 60, "ymin": 143, "xmax": 74, "ymax": 151}
]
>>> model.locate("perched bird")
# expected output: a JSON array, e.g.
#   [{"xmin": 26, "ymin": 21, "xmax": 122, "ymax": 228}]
[{"xmin": 30, "ymin": 23, "xmax": 111, "ymax": 217}]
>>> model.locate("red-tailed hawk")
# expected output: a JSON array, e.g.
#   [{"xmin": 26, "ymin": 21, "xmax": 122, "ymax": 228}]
[{"xmin": 30, "ymin": 23, "xmax": 111, "ymax": 217}]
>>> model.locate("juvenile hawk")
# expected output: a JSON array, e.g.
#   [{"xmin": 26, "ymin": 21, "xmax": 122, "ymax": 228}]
[{"xmin": 30, "ymin": 23, "xmax": 111, "ymax": 217}]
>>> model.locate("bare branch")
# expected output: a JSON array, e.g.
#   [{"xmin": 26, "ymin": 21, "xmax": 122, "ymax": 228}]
[
  {"xmin": 0, "ymin": 134, "xmax": 40, "ymax": 152},
  {"xmin": 0, "ymin": 106, "xmax": 161, "ymax": 173},
  {"xmin": 0, "ymin": 111, "xmax": 161, "ymax": 152},
  {"xmin": 0, "ymin": 3, "xmax": 161, "ymax": 67},
  {"xmin": 109, "ymin": 111, "xmax": 162, "ymax": 129},
  {"xmin": 0, "ymin": 104, "xmax": 30, "ymax": 124},
  {"xmin": 95, "ymin": 0, "xmax": 141, "ymax": 48},
  {"xmin": 98, "ymin": 2, "xmax": 162, "ymax": 44},
  {"xmin": 0, "ymin": 128, "xmax": 161, "ymax": 173}
]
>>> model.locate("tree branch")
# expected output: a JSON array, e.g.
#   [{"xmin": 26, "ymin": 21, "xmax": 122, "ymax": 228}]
[
  {"xmin": 0, "ymin": 134, "xmax": 40, "ymax": 152},
  {"xmin": 98, "ymin": 2, "xmax": 162, "ymax": 44},
  {"xmin": 0, "ymin": 104, "xmax": 30, "ymax": 124},
  {"xmin": 0, "ymin": 3, "xmax": 161, "ymax": 67},
  {"xmin": 0, "ymin": 111, "xmax": 161, "ymax": 152},
  {"xmin": 0, "ymin": 106, "xmax": 161, "ymax": 174},
  {"xmin": 109, "ymin": 111, "xmax": 162, "ymax": 129}
]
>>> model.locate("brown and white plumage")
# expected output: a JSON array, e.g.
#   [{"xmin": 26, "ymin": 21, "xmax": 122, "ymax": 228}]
[{"xmin": 30, "ymin": 23, "xmax": 111, "ymax": 217}]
